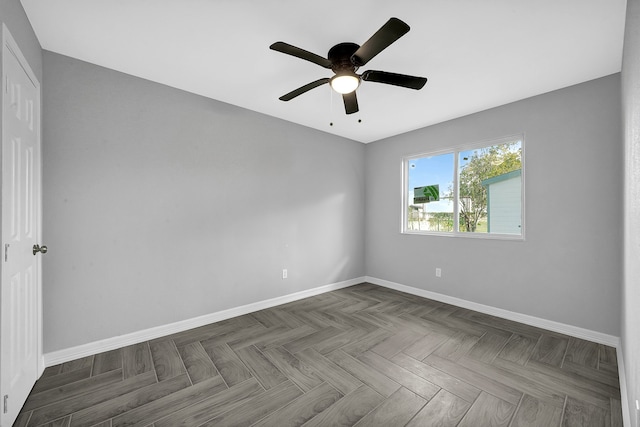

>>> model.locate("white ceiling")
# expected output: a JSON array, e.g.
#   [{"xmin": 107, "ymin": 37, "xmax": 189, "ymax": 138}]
[{"xmin": 21, "ymin": 0, "xmax": 627, "ymax": 143}]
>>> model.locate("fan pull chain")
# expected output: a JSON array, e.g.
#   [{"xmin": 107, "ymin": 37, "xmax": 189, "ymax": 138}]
[
  {"xmin": 328, "ymin": 87, "xmax": 363, "ymax": 126},
  {"xmin": 329, "ymin": 86, "xmax": 334, "ymax": 126}
]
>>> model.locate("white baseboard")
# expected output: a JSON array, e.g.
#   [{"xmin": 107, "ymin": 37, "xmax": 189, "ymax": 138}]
[
  {"xmin": 43, "ymin": 277, "xmax": 364, "ymax": 367},
  {"xmin": 365, "ymin": 276, "xmax": 620, "ymax": 347},
  {"xmin": 45, "ymin": 275, "xmax": 622, "ymax": 373}
]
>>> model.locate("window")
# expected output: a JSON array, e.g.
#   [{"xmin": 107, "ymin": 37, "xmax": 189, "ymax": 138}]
[{"xmin": 403, "ymin": 135, "xmax": 523, "ymax": 239}]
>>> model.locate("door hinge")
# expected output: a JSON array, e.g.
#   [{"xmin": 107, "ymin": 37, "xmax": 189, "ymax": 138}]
[
  {"xmin": 4, "ymin": 243, "xmax": 9, "ymax": 262},
  {"xmin": 3, "ymin": 394, "xmax": 7, "ymax": 414}
]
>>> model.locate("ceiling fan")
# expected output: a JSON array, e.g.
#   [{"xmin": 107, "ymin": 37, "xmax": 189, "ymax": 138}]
[{"xmin": 270, "ymin": 17, "xmax": 427, "ymax": 115}]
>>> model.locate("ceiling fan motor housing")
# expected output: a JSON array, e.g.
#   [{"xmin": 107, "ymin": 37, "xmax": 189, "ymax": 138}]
[{"xmin": 328, "ymin": 42, "xmax": 360, "ymax": 74}]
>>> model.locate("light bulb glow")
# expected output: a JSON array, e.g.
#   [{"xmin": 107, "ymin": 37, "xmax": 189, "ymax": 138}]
[{"xmin": 330, "ymin": 74, "xmax": 360, "ymax": 94}]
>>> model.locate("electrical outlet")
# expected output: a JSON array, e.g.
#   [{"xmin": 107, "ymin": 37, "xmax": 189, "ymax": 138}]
[
  {"xmin": 435, "ymin": 268, "xmax": 442, "ymax": 278},
  {"xmin": 282, "ymin": 269, "xmax": 288, "ymax": 279}
]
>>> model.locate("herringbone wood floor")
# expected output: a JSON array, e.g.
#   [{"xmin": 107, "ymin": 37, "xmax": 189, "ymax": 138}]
[{"xmin": 14, "ymin": 283, "xmax": 622, "ymax": 427}]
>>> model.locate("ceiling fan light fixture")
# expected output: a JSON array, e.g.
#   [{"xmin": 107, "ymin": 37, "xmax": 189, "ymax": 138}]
[{"xmin": 330, "ymin": 73, "xmax": 360, "ymax": 94}]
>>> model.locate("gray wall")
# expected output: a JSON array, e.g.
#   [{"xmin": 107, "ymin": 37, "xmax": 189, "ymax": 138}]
[
  {"xmin": 622, "ymin": 0, "xmax": 640, "ymax": 424},
  {"xmin": 365, "ymin": 74, "xmax": 622, "ymax": 336},
  {"xmin": 42, "ymin": 52, "xmax": 365, "ymax": 352}
]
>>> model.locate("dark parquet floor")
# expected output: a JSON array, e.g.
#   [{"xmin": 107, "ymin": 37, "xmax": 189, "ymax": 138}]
[{"xmin": 14, "ymin": 283, "xmax": 623, "ymax": 426}]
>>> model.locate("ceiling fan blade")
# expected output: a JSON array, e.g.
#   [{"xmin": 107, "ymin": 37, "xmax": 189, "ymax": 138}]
[
  {"xmin": 270, "ymin": 42, "xmax": 332, "ymax": 69},
  {"xmin": 361, "ymin": 70, "xmax": 427, "ymax": 90},
  {"xmin": 351, "ymin": 18, "xmax": 410, "ymax": 67},
  {"xmin": 279, "ymin": 78, "xmax": 330, "ymax": 101},
  {"xmin": 343, "ymin": 92, "xmax": 359, "ymax": 114}
]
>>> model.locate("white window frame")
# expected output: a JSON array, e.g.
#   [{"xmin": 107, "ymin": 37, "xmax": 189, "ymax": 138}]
[{"xmin": 401, "ymin": 134, "xmax": 525, "ymax": 240}]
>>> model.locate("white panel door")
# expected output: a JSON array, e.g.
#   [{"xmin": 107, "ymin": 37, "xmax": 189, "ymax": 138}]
[{"xmin": 1, "ymin": 25, "xmax": 43, "ymax": 427}]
